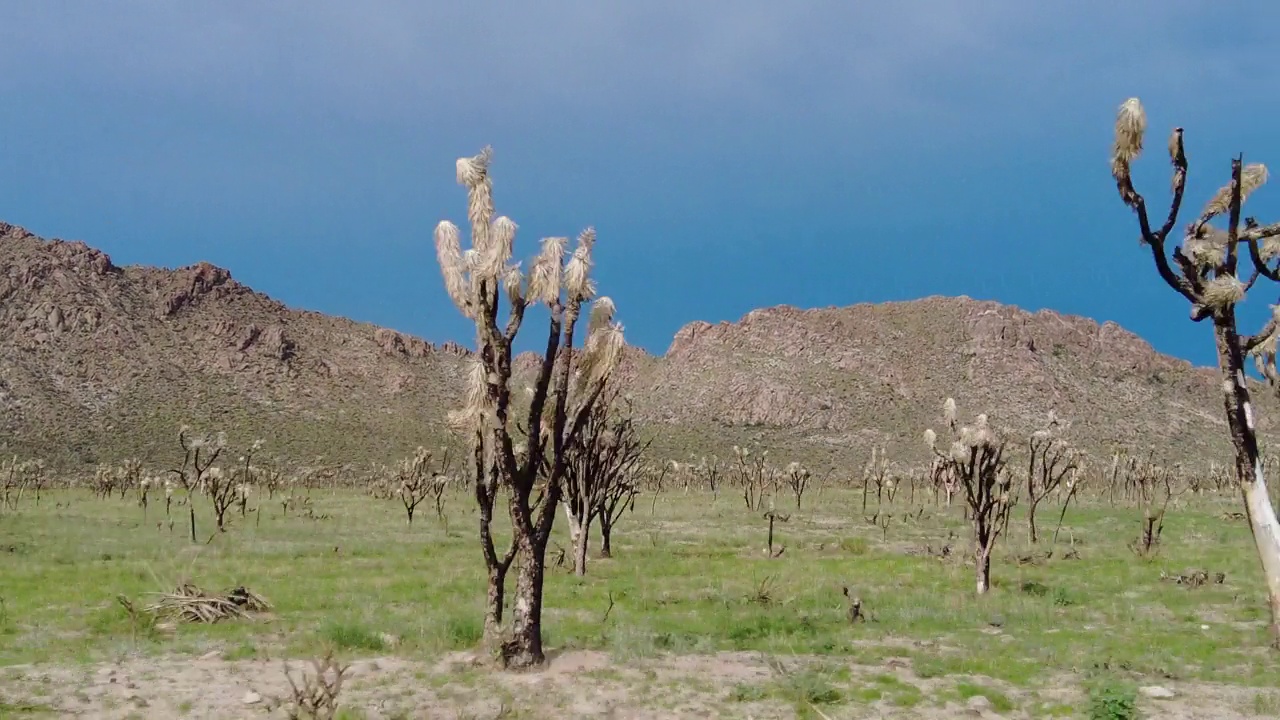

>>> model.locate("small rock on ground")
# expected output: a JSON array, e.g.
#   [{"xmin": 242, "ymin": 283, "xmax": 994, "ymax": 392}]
[{"xmin": 1141, "ymin": 685, "xmax": 1177, "ymax": 699}]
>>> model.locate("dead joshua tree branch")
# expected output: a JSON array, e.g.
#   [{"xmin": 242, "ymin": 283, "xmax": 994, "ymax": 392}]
[
  {"xmin": 646, "ymin": 462, "xmax": 671, "ymax": 514},
  {"xmin": 763, "ymin": 509, "xmax": 789, "ymax": 558},
  {"xmin": 784, "ymin": 461, "xmax": 812, "ymax": 510},
  {"xmin": 691, "ymin": 455, "xmax": 723, "ymax": 499},
  {"xmin": 862, "ymin": 446, "xmax": 890, "ymax": 512},
  {"xmin": 14, "ymin": 459, "xmax": 47, "ymax": 507},
  {"xmin": 732, "ymin": 445, "xmax": 773, "ymax": 512},
  {"xmin": 200, "ymin": 438, "xmax": 261, "ymax": 533},
  {"xmin": 928, "ymin": 454, "xmax": 958, "ymax": 508},
  {"xmin": 392, "ymin": 446, "xmax": 451, "ymax": 526},
  {"xmin": 562, "ymin": 385, "xmax": 647, "ymax": 575},
  {"xmin": 1025, "ymin": 419, "xmax": 1080, "ymax": 544},
  {"xmin": 1049, "ymin": 465, "xmax": 1084, "ymax": 553},
  {"xmin": 260, "ymin": 456, "xmax": 285, "ymax": 500},
  {"xmin": 434, "ymin": 147, "xmax": 625, "ymax": 669},
  {"xmin": 1110, "ymin": 97, "xmax": 1280, "ymax": 647},
  {"xmin": 1128, "ymin": 458, "xmax": 1184, "ymax": 559},
  {"xmin": 137, "ymin": 475, "xmax": 153, "ymax": 518},
  {"xmin": 169, "ymin": 427, "xmax": 224, "ymax": 542},
  {"xmin": 596, "ymin": 452, "xmax": 642, "ymax": 560},
  {"xmin": 926, "ymin": 398, "xmax": 1015, "ymax": 595}
]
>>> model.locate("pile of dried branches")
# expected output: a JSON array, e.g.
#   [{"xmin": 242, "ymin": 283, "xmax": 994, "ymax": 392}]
[{"xmin": 143, "ymin": 583, "xmax": 271, "ymax": 624}]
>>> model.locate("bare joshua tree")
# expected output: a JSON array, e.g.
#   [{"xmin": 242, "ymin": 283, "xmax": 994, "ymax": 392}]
[
  {"xmin": 1024, "ymin": 423, "xmax": 1079, "ymax": 544},
  {"xmin": 433, "ymin": 147, "xmax": 625, "ymax": 668},
  {"xmin": 691, "ymin": 455, "xmax": 723, "ymax": 498},
  {"xmin": 733, "ymin": 445, "xmax": 773, "ymax": 511},
  {"xmin": 169, "ymin": 427, "xmax": 224, "ymax": 542},
  {"xmin": 562, "ymin": 385, "xmax": 647, "ymax": 576},
  {"xmin": 925, "ymin": 398, "xmax": 1015, "ymax": 595},
  {"xmin": 393, "ymin": 446, "xmax": 451, "ymax": 526},
  {"xmin": 862, "ymin": 445, "xmax": 890, "ymax": 512},
  {"xmin": 1109, "ymin": 97, "xmax": 1280, "ymax": 646},
  {"xmin": 782, "ymin": 461, "xmax": 812, "ymax": 510}
]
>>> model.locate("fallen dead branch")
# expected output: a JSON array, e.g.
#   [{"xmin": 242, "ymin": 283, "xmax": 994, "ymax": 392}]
[{"xmin": 142, "ymin": 583, "xmax": 271, "ymax": 624}]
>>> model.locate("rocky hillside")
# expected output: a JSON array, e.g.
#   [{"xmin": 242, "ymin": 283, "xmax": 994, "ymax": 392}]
[{"xmin": 1, "ymin": 222, "xmax": 1272, "ymax": 475}]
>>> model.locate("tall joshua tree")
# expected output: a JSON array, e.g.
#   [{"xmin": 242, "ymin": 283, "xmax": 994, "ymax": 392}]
[
  {"xmin": 1110, "ymin": 98, "xmax": 1280, "ymax": 647},
  {"xmin": 925, "ymin": 398, "xmax": 1014, "ymax": 595},
  {"xmin": 434, "ymin": 147, "xmax": 625, "ymax": 668}
]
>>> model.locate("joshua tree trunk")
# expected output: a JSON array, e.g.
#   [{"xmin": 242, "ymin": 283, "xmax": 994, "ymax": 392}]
[
  {"xmin": 975, "ymin": 544, "xmax": 992, "ymax": 595},
  {"xmin": 506, "ymin": 539, "xmax": 549, "ymax": 667},
  {"xmin": 475, "ymin": 440, "xmax": 516, "ymax": 650},
  {"xmin": 566, "ymin": 503, "xmax": 591, "ymax": 576},
  {"xmin": 1215, "ymin": 320, "xmax": 1280, "ymax": 646},
  {"xmin": 484, "ymin": 565, "xmax": 508, "ymax": 643},
  {"xmin": 573, "ymin": 532, "xmax": 590, "ymax": 575},
  {"xmin": 599, "ymin": 511, "xmax": 614, "ymax": 558}
]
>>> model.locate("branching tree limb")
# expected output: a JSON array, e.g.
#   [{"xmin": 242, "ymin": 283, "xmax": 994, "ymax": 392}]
[
  {"xmin": 1109, "ymin": 98, "xmax": 1280, "ymax": 648},
  {"xmin": 1025, "ymin": 423, "xmax": 1079, "ymax": 544}
]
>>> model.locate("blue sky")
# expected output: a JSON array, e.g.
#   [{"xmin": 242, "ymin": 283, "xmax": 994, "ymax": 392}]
[{"xmin": 2, "ymin": 2, "xmax": 1279, "ymax": 367}]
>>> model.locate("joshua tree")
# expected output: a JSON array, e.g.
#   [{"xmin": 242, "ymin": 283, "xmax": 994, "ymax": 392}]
[
  {"xmin": 170, "ymin": 427, "xmax": 224, "ymax": 541},
  {"xmin": 862, "ymin": 445, "xmax": 890, "ymax": 512},
  {"xmin": 562, "ymin": 385, "xmax": 647, "ymax": 575},
  {"xmin": 783, "ymin": 461, "xmax": 812, "ymax": 510},
  {"xmin": 434, "ymin": 147, "xmax": 625, "ymax": 668},
  {"xmin": 691, "ymin": 455, "xmax": 723, "ymax": 498},
  {"xmin": 597, "ymin": 463, "xmax": 639, "ymax": 559},
  {"xmin": 1109, "ymin": 98, "xmax": 1280, "ymax": 646},
  {"xmin": 732, "ymin": 445, "xmax": 774, "ymax": 511},
  {"xmin": 1024, "ymin": 425, "xmax": 1079, "ymax": 544},
  {"xmin": 393, "ymin": 446, "xmax": 451, "ymax": 526},
  {"xmin": 925, "ymin": 398, "xmax": 1015, "ymax": 595}
]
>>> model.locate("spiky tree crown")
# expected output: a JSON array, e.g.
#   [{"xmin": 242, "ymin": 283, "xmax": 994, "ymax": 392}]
[
  {"xmin": 925, "ymin": 398, "xmax": 1010, "ymax": 495},
  {"xmin": 432, "ymin": 148, "xmax": 626, "ymax": 433},
  {"xmin": 1109, "ymin": 97, "xmax": 1280, "ymax": 383}
]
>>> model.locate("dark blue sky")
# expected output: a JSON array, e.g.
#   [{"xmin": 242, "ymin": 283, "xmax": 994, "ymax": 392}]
[{"xmin": 2, "ymin": 2, "xmax": 1278, "ymax": 367}]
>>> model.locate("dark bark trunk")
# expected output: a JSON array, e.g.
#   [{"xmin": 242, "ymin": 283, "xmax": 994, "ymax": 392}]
[
  {"xmin": 1027, "ymin": 499, "xmax": 1040, "ymax": 544},
  {"xmin": 599, "ymin": 512, "xmax": 613, "ymax": 558},
  {"xmin": 504, "ymin": 542, "xmax": 548, "ymax": 669},
  {"xmin": 483, "ymin": 565, "xmax": 507, "ymax": 649}
]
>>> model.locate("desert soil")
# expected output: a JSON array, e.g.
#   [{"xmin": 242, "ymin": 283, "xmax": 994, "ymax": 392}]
[{"xmin": 0, "ymin": 649, "xmax": 1266, "ymax": 719}]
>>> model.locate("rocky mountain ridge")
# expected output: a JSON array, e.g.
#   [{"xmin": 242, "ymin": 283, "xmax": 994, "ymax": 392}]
[{"xmin": 0, "ymin": 221, "xmax": 1268, "ymax": 474}]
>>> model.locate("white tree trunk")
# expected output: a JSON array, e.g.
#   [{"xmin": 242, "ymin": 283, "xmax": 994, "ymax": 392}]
[
  {"xmin": 563, "ymin": 502, "xmax": 588, "ymax": 576},
  {"xmin": 1245, "ymin": 458, "xmax": 1280, "ymax": 644}
]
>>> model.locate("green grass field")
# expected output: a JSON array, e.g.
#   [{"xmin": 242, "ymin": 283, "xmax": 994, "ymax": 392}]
[{"xmin": 3, "ymin": 487, "xmax": 1280, "ymax": 718}]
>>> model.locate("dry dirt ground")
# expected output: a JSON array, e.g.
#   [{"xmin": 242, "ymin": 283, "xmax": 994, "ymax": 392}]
[{"xmin": 0, "ymin": 649, "xmax": 1269, "ymax": 720}]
